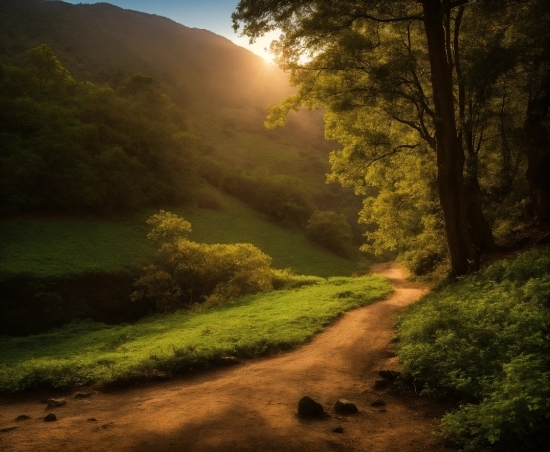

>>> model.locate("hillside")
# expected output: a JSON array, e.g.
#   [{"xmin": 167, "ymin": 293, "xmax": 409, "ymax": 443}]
[
  {"xmin": 0, "ymin": 0, "xmax": 332, "ymax": 178},
  {"xmin": 0, "ymin": 0, "xmax": 367, "ymax": 335}
]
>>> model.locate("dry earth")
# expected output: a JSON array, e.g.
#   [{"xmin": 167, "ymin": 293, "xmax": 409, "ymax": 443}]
[{"xmin": 0, "ymin": 262, "xmax": 449, "ymax": 452}]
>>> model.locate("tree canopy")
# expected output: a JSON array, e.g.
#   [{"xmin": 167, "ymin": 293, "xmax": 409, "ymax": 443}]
[
  {"xmin": 0, "ymin": 45, "xmax": 200, "ymax": 215},
  {"xmin": 233, "ymin": 0, "xmax": 550, "ymax": 276}
]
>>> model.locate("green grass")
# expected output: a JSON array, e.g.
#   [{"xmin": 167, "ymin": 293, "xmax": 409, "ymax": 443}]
[
  {"xmin": 179, "ymin": 194, "xmax": 361, "ymax": 277},
  {"xmin": 0, "ymin": 218, "xmax": 154, "ymax": 277},
  {"xmin": 0, "ymin": 193, "xmax": 361, "ymax": 278},
  {"xmin": 0, "ymin": 274, "xmax": 392, "ymax": 392}
]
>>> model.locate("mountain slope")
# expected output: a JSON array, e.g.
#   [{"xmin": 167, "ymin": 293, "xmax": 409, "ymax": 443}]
[{"xmin": 0, "ymin": 0, "xmax": 326, "ymax": 148}]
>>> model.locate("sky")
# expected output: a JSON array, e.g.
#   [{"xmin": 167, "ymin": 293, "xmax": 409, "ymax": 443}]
[{"xmin": 64, "ymin": 0, "xmax": 278, "ymax": 62}]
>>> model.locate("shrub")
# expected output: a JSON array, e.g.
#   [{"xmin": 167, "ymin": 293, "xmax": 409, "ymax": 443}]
[
  {"xmin": 132, "ymin": 211, "xmax": 275, "ymax": 311},
  {"xmin": 396, "ymin": 247, "xmax": 550, "ymax": 451},
  {"xmin": 270, "ymin": 268, "xmax": 323, "ymax": 290},
  {"xmin": 306, "ymin": 210, "xmax": 354, "ymax": 257}
]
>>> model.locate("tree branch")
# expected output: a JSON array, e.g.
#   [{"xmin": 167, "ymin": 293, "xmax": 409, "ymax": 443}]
[{"xmin": 366, "ymin": 144, "xmax": 420, "ymax": 168}]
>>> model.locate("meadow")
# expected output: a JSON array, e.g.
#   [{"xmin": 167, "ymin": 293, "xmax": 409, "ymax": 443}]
[
  {"xmin": 0, "ymin": 194, "xmax": 361, "ymax": 279},
  {"xmin": 0, "ymin": 274, "xmax": 392, "ymax": 392}
]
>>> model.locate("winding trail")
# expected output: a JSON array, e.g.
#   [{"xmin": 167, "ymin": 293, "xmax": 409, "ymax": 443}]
[{"xmin": 0, "ymin": 262, "xmax": 446, "ymax": 452}]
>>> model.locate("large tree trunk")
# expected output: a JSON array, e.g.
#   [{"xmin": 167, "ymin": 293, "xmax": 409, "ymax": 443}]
[
  {"xmin": 524, "ymin": 76, "xmax": 550, "ymax": 222},
  {"xmin": 422, "ymin": 0, "xmax": 477, "ymax": 275},
  {"xmin": 464, "ymin": 162, "xmax": 497, "ymax": 258}
]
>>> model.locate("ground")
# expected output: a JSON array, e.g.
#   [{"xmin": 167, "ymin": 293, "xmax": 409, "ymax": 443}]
[{"xmin": 0, "ymin": 262, "xmax": 449, "ymax": 452}]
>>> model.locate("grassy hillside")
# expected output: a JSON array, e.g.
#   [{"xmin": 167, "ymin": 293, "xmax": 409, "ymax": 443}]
[
  {"xmin": 0, "ymin": 194, "xmax": 360, "ymax": 279},
  {"xmin": 0, "ymin": 274, "xmax": 392, "ymax": 392}
]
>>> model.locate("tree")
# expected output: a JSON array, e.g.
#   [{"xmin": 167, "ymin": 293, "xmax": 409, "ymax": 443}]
[
  {"xmin": 25, "ymin": 44, "xmax": 73, "ymax": 95},
  {"xmin": 232, "ymin": 0, "xmax": 539, "ymax": 275}
]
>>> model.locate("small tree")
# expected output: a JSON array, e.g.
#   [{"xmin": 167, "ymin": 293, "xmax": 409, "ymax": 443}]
[{"xmin": 25, "ymin": 44, "xmax": 73, "ymax": 95}]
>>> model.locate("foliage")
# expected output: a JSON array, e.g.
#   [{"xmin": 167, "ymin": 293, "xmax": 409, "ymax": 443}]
[
  {"xmin": 132, "ymin": 211, "xmax": 276, "ymax": 310},
  {"xmin": 345, "ymin": 147, "xmax": 448, "ymax": 275},
  {"xmin": 181, "ymin": 194, "xmax": 362, "ymax": 276},
  {"xmin": 232, "ymin": 0, "xmax": 547, "ymax": 275},
  {"xmin": 221, "ymin": 170, "xmax": 316, "ymax": 227},
  {"xmin": 306, "ymin": 210, "xmax": 354, "ymax": 257},
  {"xmin": 0, "ymin": 45, "xmax": 199, "ymax": 215},
  {"xmin": 397, "ymin": 247, "xmax": 550, "ymax": 451},
  {"xmin": 0, "ymin": 274, "xmax": 392, "ymax": 392},
  {"xmin": 0, "ymin": 197, "xmax": 361, "ymax": 334},
  {"xmin": 269, "ymin": 268, "xmax": 322, "ymax": 290}
]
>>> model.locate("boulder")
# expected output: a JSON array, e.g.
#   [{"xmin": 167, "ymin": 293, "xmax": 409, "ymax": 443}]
[
  {"xmin": 298, "ymin": 396, "xmax": 325, "ymax": 418},
  {"xmin": 334, "ymin": 399, "xmax": 358, "ymax": 414},
  {"xmin": 44, "ymin": 413, "xmax": 57, "ymax": 422}
]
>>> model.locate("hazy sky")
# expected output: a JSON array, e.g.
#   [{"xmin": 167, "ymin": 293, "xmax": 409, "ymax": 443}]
[{"xmin": 64, "ymin": 0, "xmax": 278, "ymax": 62}]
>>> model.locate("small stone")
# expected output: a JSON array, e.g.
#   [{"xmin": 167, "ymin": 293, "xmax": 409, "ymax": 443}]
[
  {"xmin": 44, "ymin": 413, "xmax": 57, "ymax": 422},
  {"xmin": 15, "ymin": 415, "xmax": 31, "ymax": 421},
  {"xmin": 334, "ymin": 399, "xmax": 358, "ymax": 414},
  {"xmin": 88, "ymin": 418, "xmax": 97, "ymax": 422},
  {"xmin": 74, "ymin": 392, "xmax": 94, "ymax": 399},
  {"xmin": 298, "ymin": 396, "xmax": 325, "ymax": 418},
  {"xmin": 332, "ymin": 427, "xmax": 345, "ymax": 433},
  {"xmin": 374, "ymin": 379, "xmax": 388, "ymax": 390},
  {"xmin": 150, "ymin": 369, "xmax": 168, "ymax": 379},
  {"xmin": 42, "ymin": 398, "xmax": 66, "ymax": 409},
  {"xmin": 216, "ymin": 356, "xmax": 241, "ymax": 367},
  {"xmin": 370, "ymin": 399, "xmax": 386, "ymax": 407},
  {"xmin": 0, "ymin": 426, "xmax": 18, "ymax": 433}
]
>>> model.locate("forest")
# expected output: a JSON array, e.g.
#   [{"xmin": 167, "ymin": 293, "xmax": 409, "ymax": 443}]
[{"xmin": 0, "ymin": 1, "xmax": 549, "ymax": 451}]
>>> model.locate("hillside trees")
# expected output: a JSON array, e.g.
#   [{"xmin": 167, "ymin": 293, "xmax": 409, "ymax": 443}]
[
  {"xmin": 0, "ymin": 45, "xmax": 199, "ymax": 215},
  {"xmin": 232, "ymin": 0, "xmax": 546, "ymax": 276}
]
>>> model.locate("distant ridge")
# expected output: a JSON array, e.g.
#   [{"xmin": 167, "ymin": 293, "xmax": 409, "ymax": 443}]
[{"xmin": 0, "ymin": 0, "xmax": 290, "ymax": 109}]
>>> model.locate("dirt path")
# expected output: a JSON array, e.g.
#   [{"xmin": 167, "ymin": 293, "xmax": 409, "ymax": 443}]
[{"xmin": 0, "ymin": 262, "xmax": 447, "ymax": 452}]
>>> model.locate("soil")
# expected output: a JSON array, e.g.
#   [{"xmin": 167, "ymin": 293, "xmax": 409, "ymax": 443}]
[{"xmin": 0, "ymin": 262, "xmax": 450, "ymax": 452}]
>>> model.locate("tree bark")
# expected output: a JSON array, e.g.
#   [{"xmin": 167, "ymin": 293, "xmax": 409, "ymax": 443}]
[
  {"xmin": 464, "ymin": 160, "xmax": 498, "ymax": 253},
  {"xmin": 524, "ymin": 75, "xmax": 550, "ymax": 222},
  {"xmin": 422, "ymin": 0, "xmax": 477, "ymax": 275}
]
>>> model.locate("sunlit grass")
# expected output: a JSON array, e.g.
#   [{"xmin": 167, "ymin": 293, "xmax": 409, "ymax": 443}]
[
  {"xmin": 0, "ymin": 193, "xmax": 362, "ymax": 278},
  {"xmin": 0, "ymin": 275, "xmax": 392, "ymax": 392}
]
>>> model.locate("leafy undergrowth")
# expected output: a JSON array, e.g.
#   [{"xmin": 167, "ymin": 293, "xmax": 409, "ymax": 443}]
[
  {"xmin": 0, "ymin": 275, "xmax": 391, "ymax": 393},
  {"xmin": 397, "ymin": 247, "xmax": 550, "ymax": 452}
]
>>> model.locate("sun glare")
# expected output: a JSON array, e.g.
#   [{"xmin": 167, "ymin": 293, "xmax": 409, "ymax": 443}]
[{"xmin": 231, "ymin": 30, "xmax": 280, "ymax": 65}]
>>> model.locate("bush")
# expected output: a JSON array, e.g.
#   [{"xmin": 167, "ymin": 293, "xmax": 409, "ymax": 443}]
[
  {"xmin": 396, "ymin": 247, "xmax": 550, "ymax": 451},
  {"xmin": 306, "ymin": 210, "xmax": 354, "ymax": 257},
  {"xmin": 132, "ymin": 211, "xmax": 276, "ymax": 311},
  {"xmin": 270, "ymin": 268, "xmax": 323, "ymax": 290}
]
